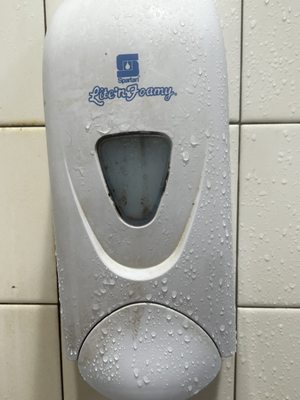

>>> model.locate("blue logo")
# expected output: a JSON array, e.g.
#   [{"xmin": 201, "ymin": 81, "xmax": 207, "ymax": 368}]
[
  {"xmin": 117, "ymin": 54, "xmax": 139, "ymax": 83},
  {"xmin": 88, "ymin": 53, "xmax": 177, "ymax": 107}
]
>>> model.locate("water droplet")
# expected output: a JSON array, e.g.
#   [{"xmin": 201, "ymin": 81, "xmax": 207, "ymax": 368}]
[
  {"xmin": 184, "ymin": 335, "xmax": 191, "ymax": 343},
  {"xmin": 101, "ymin": 328, "xmax": 108, "ymax": 335},
  {"xmin": 190, "ymin": 135, "xmax": 200, "ymax": 147},
  {"xmin": 182, "ymin": 151, "xmax": 190, "ymax": 164}
]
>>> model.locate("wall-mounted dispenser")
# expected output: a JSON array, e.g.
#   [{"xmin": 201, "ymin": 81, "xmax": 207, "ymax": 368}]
[{"xmin": 43, "ymin": 0, "xmax": 235, "ymax": 399}]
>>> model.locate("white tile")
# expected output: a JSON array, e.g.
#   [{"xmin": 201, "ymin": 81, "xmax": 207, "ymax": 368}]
[
  {"xmin": 0, "ymin": 0, "xmax": 44, "ymax": 125},
  {"xmin": 0, "ymin": 305, "xmax": 62, "ymax": 400},
  {"xmin": 242, "ymin": 0, "xmax": 300, "ymax": 122},
  {"xmin": 46, "ymin": 0, "xmax": 241, "ymax": 123},
  {"xmin": 239, "ymin": 125, "xmax": 300, "ymax": 306},
  {"xmin": 236, "ymin": 308, "xmax": 300, "ymax": 400},
  {"xmin": 214, "ymin": 0, "xmax": 241, "ymax": 122},
  {"xmin": 0, "ymin": 128, "xmax": 57, "ymax": 303}
]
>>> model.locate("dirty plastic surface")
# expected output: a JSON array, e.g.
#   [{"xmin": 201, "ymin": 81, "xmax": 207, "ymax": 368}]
[
  {"xmin": 44, "ymin": 0, "xmax": 235, "ymax": 378},
  {"xmin": 97, "ymin": 132, "xmax": 171, "ymax": 226},
  {"xmin": 78, "ymin": 303, "xmax": 221, "ymax": 400}
]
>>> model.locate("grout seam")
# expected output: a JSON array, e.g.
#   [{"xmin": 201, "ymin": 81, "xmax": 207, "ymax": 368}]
[
  {"xmin": 43, "ymin": 0, "xmax": 47, "ymax": 34},
  {"xmin": 238, "ymin": 305, "xmax": 300, "ymax": 310},
  {"xmin": 239, "ymin": 121, "xmax": 300, "ymax": 125},
  {"xmin": 238, "ymin": 4, "xmax": 244, "ymax": 124},
  {"xmin": 58, "ymin": 304, "xmax": 65, "ymax": 400},
  {"xmin": 0, "ymin": 302, "xmax": 58, "ymax": 306},
  {"xmin": 0, "ymin": 125, "xmax": 45, "ymax": 128},
  {"xmin": 234, "ymin": 124, "xmax": 242, "ymax": 400},
  {"xmin": 53, "ymin": 224, "xmax": 65, "ymax": 399},
  {"xmin": 234, "ymin": 0, "xmax": 245, "ymax": 396}
]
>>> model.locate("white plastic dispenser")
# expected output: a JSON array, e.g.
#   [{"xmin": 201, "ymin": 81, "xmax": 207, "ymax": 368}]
[{"xmin": 43, "ymin": 0, "xmax": 235, "ymax": 399}]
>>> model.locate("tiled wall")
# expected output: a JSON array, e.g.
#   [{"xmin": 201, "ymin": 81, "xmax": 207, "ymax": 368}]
[{"xmin": 0, "ymin": 1, "xmax": 299, "ymax": 399}]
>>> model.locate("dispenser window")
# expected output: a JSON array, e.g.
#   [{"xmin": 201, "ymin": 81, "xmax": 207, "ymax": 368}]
[{"xmin": 97, "ymin": 132, "xmax": 171, "ymax": 227}]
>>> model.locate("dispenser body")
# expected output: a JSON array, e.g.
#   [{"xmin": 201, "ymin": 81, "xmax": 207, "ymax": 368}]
[{"xmin": 44, "ymin": 0, "xmax": 235, "ymax": 398}]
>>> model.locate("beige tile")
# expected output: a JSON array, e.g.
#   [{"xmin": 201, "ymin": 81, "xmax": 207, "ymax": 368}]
[
  {"xmin": 0, "ymin": 305, "xmax": 62, "ymax": 400},
  {"xmin": 236, "ymin": 308, "xmax": 300, "ymax": 400},
  {"xmin": 242, "ymin": 0, "xmax": 300, "ymax": 122},
  {"xmin": 214, "ymin": 0, "xmax": 241, "ymax": 122},
  {"xmin": 239, "ymin": 125, "xmax": 300, "ymax": 306},
  {"xmin": 0, "ymin": 128, "xmax": 57, "ymax": 303},
  {"xmin": 193, "ymin": 357, "xmax": 235, "ymax": 400},
  {"xmin": 46, "ymin": 0, "xmax": 241, "ymax": 123},
  {"xmin": 0, "ymin": 0, "xmax": 44, "ymax": 125},
  {"xmin": 230, "ymin": 125, "xmax": 239, "ymax": 252}
]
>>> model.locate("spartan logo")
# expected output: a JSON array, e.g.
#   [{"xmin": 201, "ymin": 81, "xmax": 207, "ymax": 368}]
[{"xmin": 116, "ymin": 54, "xmax": 140, "ymax": 84}]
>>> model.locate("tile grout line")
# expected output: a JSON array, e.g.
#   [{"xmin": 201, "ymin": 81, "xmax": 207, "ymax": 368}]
[
  {"xmin": 57, "ymin": 303, "xmax": 65, "ymax": 400},
  {"xmin": 0, "ymin": 303, "xmax": 58, "ymax": 306},
  {"xmin": 238, "ymin": 305, "xmax": 300, "ymax": 310},
  {"xmin": 43, "ymin": 0, "xmax": 47, "ymax": 34},
  {"xmin": 0, "ymin": 125, "xmax": 46, "ymax": 128},
  {"xmin": 234, "ymin": 123, "xmax": 242, "ymax": 400},
  {"xmin": 238, "ymin": 121, "xmax": 300, "ymax": 125},
  {"xmin": 234, "ymin": 0, "xmax": 245, "ymax": 396}
]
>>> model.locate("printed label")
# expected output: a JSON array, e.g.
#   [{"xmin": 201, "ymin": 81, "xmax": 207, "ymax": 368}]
[{"xmin": 88, "ymin": 53, "xmax": 177, "ymax": 107}]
